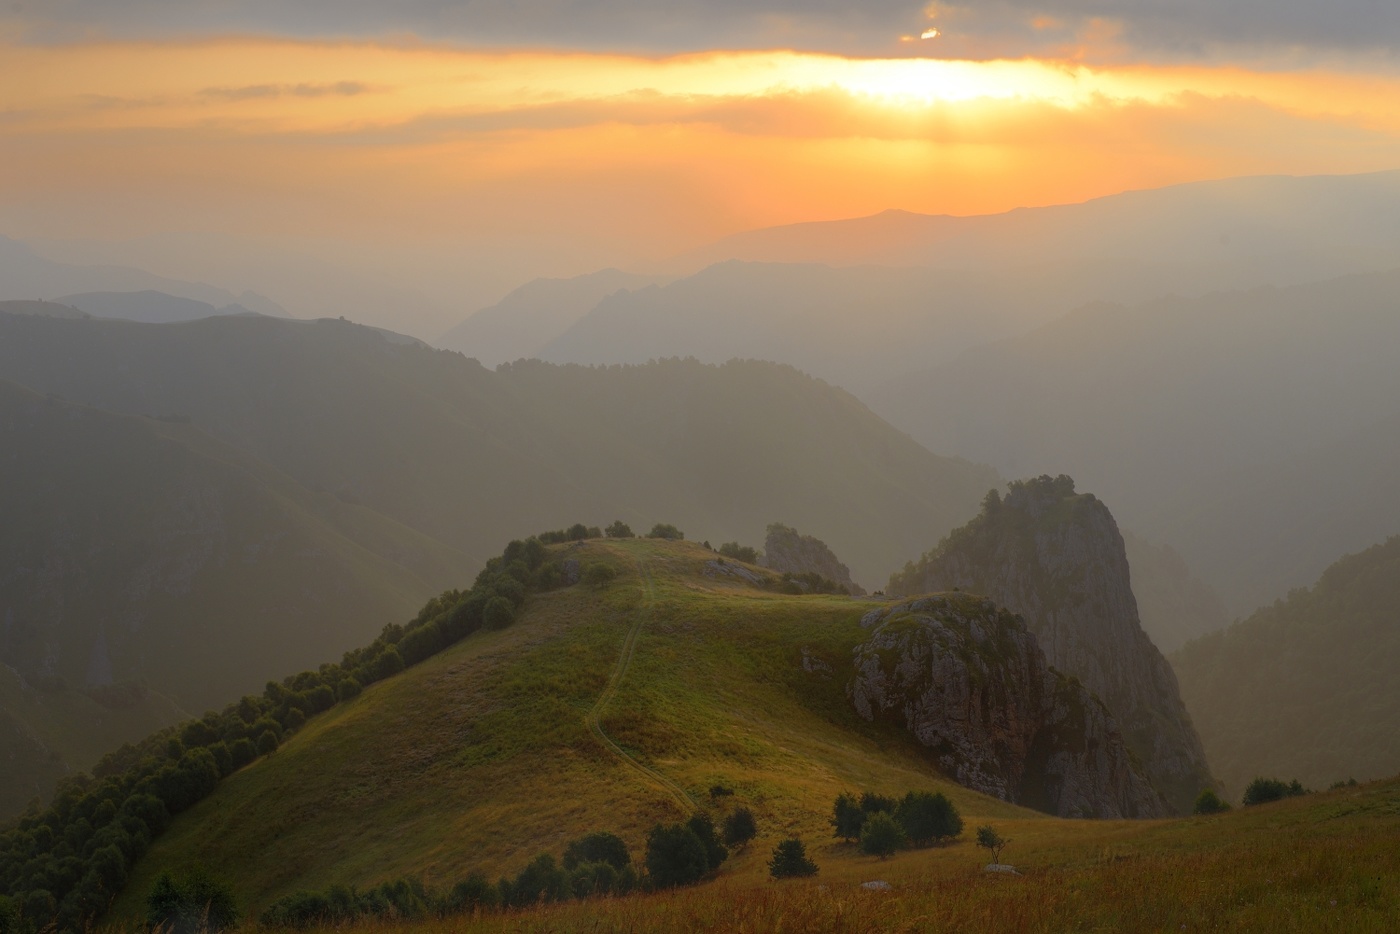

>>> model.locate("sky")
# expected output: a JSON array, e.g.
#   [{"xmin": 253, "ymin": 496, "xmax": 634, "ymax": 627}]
[{"xmin": 3, "ymin": 2, "xmax": 1400, "ymax": 333}]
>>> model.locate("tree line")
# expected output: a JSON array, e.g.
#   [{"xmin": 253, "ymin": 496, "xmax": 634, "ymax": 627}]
[{"xmin": 0, "ymin": 526, "xmax": 614, "ymax": 934}]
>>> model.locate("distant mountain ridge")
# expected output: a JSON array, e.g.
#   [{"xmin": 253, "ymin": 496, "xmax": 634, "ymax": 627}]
[
  {"xmin": 1172, "ymin": 535, "xmax": 1400, "ymax": 795},
  {"xmin": 56, "ymin": 290, "xmax": 260, "ymax": 324}
]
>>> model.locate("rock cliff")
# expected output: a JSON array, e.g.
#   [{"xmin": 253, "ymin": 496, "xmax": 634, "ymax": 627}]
[
  {"xmin": 763, "ymin": 523, "xmax": 866, "ymax": 594},
  {"xmin": 888, "ymin": 475, "xmax": 1213, "ymax": 813},
  {"xmin": 850, "ymin": 594, "xmax": 1166, "ymax": 818}
]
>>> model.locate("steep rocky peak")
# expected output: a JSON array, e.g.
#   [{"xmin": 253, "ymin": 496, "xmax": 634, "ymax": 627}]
[
  {"xmin": 888, "ymin": 475, "xmax": 1213, "ymax": 814},
  {"xmin": 849, "ymin": 594, "xmax": 1166, "ymax": 819}
]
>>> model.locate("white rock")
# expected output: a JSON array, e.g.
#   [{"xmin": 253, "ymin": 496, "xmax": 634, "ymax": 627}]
[
  {"xmin": 984, "ymin": 863, "xmax": 1021, "ymax": 875},
  {"xmin": 861, "ymin": 880, "xmax": 892, "ymax": 891}
]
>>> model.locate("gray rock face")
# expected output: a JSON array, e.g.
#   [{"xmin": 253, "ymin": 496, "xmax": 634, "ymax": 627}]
[
  {"xmin": 763, "ymin": 523, "xmax": 866, "ymax": 594},
  {"xmin": 850, "ymin": 595, "xmax": 1167, "ymax": 818},
  {"xmin": 888, "ymin": 476, "xmax": 1213, "ymax": 814}
]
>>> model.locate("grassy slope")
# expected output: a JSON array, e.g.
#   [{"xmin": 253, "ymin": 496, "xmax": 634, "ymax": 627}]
[
  {"xmin": 107, "ymin": 539, "xmax": 1400, "ymax": 932},
  {"xmin": 111, "ymin": 540, "xmax": 1035, "ymax": 921}
]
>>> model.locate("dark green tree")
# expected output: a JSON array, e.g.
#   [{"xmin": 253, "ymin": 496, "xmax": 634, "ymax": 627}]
[
  {"xmin": 145, "ymin": 868, "xmax": 238, "ymax": 934},
  {"xmin": 604, "ymin": 521, "xmax": 634, "ymax": 539},
  {"xmin": 831, "ymin": 792, "xmax": 865, "ymax": 842},
  {"xmin": 722, "ymin": 807, "xmax": 757, "ymax": 850},
  {"xmin": 718, "ymin": 542, "xmax": 760, "ymax": 563},
  {"xmin": 644, "ymin": 823, "xmax": 709, "ymax": 888},
  {"xmin": 583, "ymin": 563, "xmax": 617, "ymax": 589},
  {"xmin": 1243, "ymin": 778, "xmax": 1309, "ymax": 806},
  {"xmin": 686, "ymin": 813, "xmax": 729, "ymax": 870},
  {"xmin": 562, "ymin": 831, "xmax": 631, "ymax": 871},
  {"xmin": 647, "ymin": 523, "xmax": 685, "ymax": 540},
  {"xmin": 860, "ymin": 791, "xmax": 896, "ymax": 814},
  {"xmin": 859, "ymin": 812, "xmax": 905, "ymax": 859},
  {"xmin": 482, "ymin": 596, "xmax": 515, "ymax": 630},
  {"xmin": 768, "ymin": 838, "xmax": 818, "ymax": 879},
  {"xmin": 896, "ymin": 791, "xmax": 962, "ymax": 846},
  {"xmin": 1193, "ymin": 789, "xmax": 1231, "ymax": 815}
]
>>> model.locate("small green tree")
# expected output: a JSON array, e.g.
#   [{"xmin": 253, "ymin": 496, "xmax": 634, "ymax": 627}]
[
  {"xmin": 832, "ymin": 792, "xmax": 865, "ymax": 842},
  {"xmin": 975, "ymin": 825, "xmax": 1010, "ymax": 864},
  {"xmin": 604, "ymin": 520, "xmax": 634, "ymax": 539},
  {"xmin": 723, "ymin": 807, "xmax": 758, "ymax": 850},
  {"xmin": 1193, "ymin": 789, "xmax": 1231, "ymax": 815},
  {"xmin": 645, "ymin": 823, "xmax": 709, "ymax": 888},
  {"xmin": 718, "ymin": 542, "xmax": 760, "ymax": 563},
  {"xmin": 860, "ymin": 791, "xmax": 897, "ymax": 814},
  {"xmin": 768, "ymin": 838, "xmax": 818, "ymax": 879},
  {"xmin": 583, "ymin": 563, "xmax": 617, "ymax": 589},
  {"xmin": 647, "ymin": 523, "xmax": 685, "ymax": 540},
  {"xmin": 859, "ymin": 812, "xmax": 905, "ymax": 859}
]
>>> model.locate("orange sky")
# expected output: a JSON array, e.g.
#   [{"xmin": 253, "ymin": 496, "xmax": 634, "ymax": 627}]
[{"xmin": 4, "ymin": 37, "xmax": 1400, "ymax": 320}]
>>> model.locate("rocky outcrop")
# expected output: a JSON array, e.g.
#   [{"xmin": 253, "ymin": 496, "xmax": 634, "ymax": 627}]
[
  {"xmin": 888, "ymin": 476, "xmax": 1213, "ymax": 814},
  {"xmin": 850, "ymin": 594, "xmax": 1166, "ymax": 818},
  {"xmin": 763, "ymin": 523, "xmax": 866, "ymax": 594}
]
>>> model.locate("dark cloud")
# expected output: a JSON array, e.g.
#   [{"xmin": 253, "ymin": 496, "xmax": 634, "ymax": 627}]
[{"xmin": 9, "ymin": 0, "xmax": 1400, "ymax": 61}]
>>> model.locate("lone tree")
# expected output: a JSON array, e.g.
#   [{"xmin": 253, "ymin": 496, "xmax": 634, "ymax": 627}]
[
  {"xmin": 831, "ymin": 792, "xmax": 865, "ymax": 842},
  {"xmin": 860, "ymin": 812, "xmax": 906, "ymax": 859},
  {"xmin": 647, "ymin": 523, "xmax": 685, "ymax": 540},
  {"xmin": 975, "ymin": 825, "xmax": 1010, "ymax": 864},
  {"xmin": 723, "ymin": 807, "xmax": 758, "ymax": 850},
  {"xmin": 768, "ymin": 839, "xmax": 819, "ymax": 879},
  {"xmin": 583, "ymin": 563, "xmax": 617, "ymax": 589}
]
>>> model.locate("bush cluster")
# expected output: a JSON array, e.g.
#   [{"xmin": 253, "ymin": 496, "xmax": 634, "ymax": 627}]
[
  {"xmin": 1242, "ymin": 777, "xmax": 1311, "ymax": 806},
  {"xmin": 0, "ymin": 529, "xmax": 585, "ymax": 933},
  {"xmin": 832, "ymin": 790, "xmax": 962, "ymax": 856},
  {"xmin": 765, "ymin": 571, "xmax": 850, "ymax": 596},
  {"xmin": 717, "ymin": 542, "xmax": 760, "ymax": 564},
  {"xmin": 259, "ymin": 813, "xmax": 741, "ymax": 928}
]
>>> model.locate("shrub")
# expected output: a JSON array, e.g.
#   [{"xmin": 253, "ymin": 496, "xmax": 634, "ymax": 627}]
[
  {"xmin": 482, "ymin": 596, "xmax": 516, "ymax": 630},
  {"xmin": 832, "ymin": 792, "xmax": 865, "ymax": 842},
  {"xmin": 145, "ymin": 868, "xmax": 238, "ymax": 934},
  {"xmin": 647, "ymin": 523, "xmax": 685, "ymax": 540},
  {"xmin": 718, "ymin": 542, "xmax": 760, "ymax": 563},
  {"xmin": 504, "ymin": 855, "xmax": 570, "ymax": 908},
  {"xmin": 1243, "ymin": 778, "xmax": 1309, "ymax": 806},
  {"xmin": 604, "ymin": 521, "xmax": 634, "ymax": 539},
  {"xmin": 583, "ymin": 564, "xmax": 617, "ymax": 589},
  {"xmin": 445, "ymin": 873, "xmax": 498, "ymax": 913},
  {"xmin": 860, "ymin": 812, "xmax": 905, "ymax": 859},
  {"xmin": 562, "ymin": 831, "xmax": 631, "ymax": 871},
  {"xmin": 722, "ymin": 807, "xmax": 757, "ymax": 849},
  {"xmin": 686, "ymin": 813, "xmax": 729, "ymax": 870},
  {"xmin": 768, "ymin": 838, "xmax": 819, "ymax": 879},
  {"xmin": 896, "ymin": 791, "xmax": 962, "ymax": 846},
  {"xmin": 1193, "ymin": 789, "xmax": 1231, "ymax": 815},
  {"xmin": 645, "ymin": 823, "xmax": 709, "ymax": 888},
  {"xmin": 975, "ymin": 825, "xmax": 1010, "ymax": 864}
]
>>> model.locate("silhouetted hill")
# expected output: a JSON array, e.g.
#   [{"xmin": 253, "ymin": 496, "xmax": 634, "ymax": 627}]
[
  {"xmin": 0, "ymin": 313, "xmax": 995, "ymax": 590},
  {"xmin": 55, "ymin": 290, "xmax": 258, "ymax": 324},
  {"xmin": 436, "ymin": 268, "xmax": 664, "ymax": 366},
  {"xmin": 0, "ymin": 300, "xmax": 88, "ymax": 320},
  {"xmin": 872, "ymin": 269, "xmax": 1400, "ymax": 614},
  {"xmin": 0, "ymin": 235, "xmax": 286, "ymax": 317},
  {"xmin": 0, "ymin": 379, "xmax": 468, "ymax": 815},
  {"xmin": 1173, "ymin": 536, "xmax": 1400, "ymax": 795},
  {"xmin": 677, "ymin": 172, "xmax": 1400, "ymax": 278}
]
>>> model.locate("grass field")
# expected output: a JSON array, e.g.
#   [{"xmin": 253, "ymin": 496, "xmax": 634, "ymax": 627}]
[{"xmin": 103, "ymin": 539, "xmax": 1400, "ymax": 931}]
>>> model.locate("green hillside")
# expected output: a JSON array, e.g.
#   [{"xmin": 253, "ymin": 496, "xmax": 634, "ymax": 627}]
[
  {"xmin": 1173, "ymin": 535, "xmax": 1400, "ymax": 796},
  {"xmin": 106, "ymin": 538, "xmax": 1032, "ymax": 922},
  {"xmin": 0, "ymin": 381, "xmax": 468, "ymax": 817}
]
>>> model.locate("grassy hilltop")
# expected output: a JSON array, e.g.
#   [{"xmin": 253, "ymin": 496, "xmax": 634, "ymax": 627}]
[{"xmin": 84, "ymin": 537, "xmax": 1400, "ymax": 932}]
